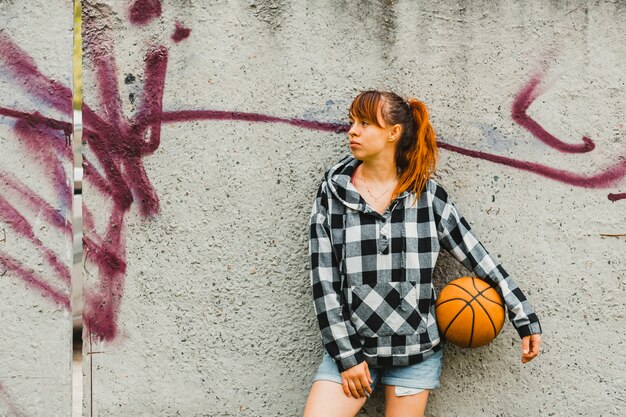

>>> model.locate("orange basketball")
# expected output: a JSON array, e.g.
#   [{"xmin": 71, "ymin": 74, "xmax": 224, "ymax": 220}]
[{"xmin": 435, "ymin": 276, "xmax": 505, "ymax": 348}]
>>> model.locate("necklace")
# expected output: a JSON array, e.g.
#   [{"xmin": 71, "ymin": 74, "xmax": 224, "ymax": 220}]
[{"xmin": 360, "ymin": 173, "xmax": 395, "ymax": 202}]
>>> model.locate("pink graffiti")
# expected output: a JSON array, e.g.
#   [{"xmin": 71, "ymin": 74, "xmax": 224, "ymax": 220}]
[
  {"xmin": 0, "ymin": 15, "xmax": 624, "ymax": 344},
  {"xmin": 0, "ymin": 382, "xmax": 28, "ymax": 417},
  {"xmin": 0, "ymin": 30, "xmax": 72, "ymax": 310},
  {"xmin": 172, "ymin": 21, "xmax": 191, "ymax": 43},
  {"xmin": 512, "ymin": 72, "xmax": 595, "ymax": 153},
  {"xmin": 0, "ymin": 193, "xmax": 71, "ymax": 285},
  {"xmin": 608, "ymin": 192, "xmax": 626, "ymax": 202},
  {"xmin": 129, "ymin": 0, "xmax": 162, "ymax": 26},
  {"xmin": 437, "ymin": 142, "xmax": 626, "ymax": 190},
  {"xmin": 437, "ymin": 71, "xmax": 626, "ymax": 198}
]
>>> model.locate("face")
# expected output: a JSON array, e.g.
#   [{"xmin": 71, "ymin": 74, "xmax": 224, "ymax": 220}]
[{"xmin": 348, "ymin": 104, "xmax": 401, "ymax": 161}]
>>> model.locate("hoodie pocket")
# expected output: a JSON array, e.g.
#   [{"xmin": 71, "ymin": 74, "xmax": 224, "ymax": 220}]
[{"xmin": 349, "ymin": 281, "xmax": 427, "ymax": 338}]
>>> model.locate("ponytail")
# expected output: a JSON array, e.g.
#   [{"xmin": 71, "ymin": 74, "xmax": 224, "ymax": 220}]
[{"xmin": 392, "ymin": 99, "xmax": 438, "ymax": 202}]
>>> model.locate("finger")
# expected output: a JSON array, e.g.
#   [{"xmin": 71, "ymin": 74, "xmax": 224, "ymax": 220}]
[
  {"xmin": 360, "ymin": 374, "xmax": 372, "ymax": 395},
  {"xmin": 342, "ymin": 378, "xmax": 352, "ymax": 398},
  {"xmin": 522, "ymin": 338, "xmax": 541, "ymax": 363},
  {"xmin": 521, "ymin": 336, "xmax": 530, "ymax": 355},
  {"xmin": 348, "ymin": 379, "xmax": 360, "ymax": 398},
  {"xmin": 523, "ymin": 335, "xmax": 541, "ymax": 363},
  {"xmin": 522, "ymin": 352, "xmax": 535, "ymax": 363},
  {"xmin": 364, "ymin": 362, "xmax": 373, "ymax": 384},
  {"xmin": 530, "ymin": 335, "xmax": 541, "ymax": 355},
  {"xmin": 526, "ymin": 341, "xmax": 540, "ymax": 361},
  {"xmin": 353, "ymin": 379, "xmax": 366, "ymax": 398},
  {"xmin": 522, "ymin": 352, "xmax": 534, "ymax": 362}
]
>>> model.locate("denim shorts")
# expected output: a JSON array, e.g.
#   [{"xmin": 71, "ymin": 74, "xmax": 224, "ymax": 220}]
[{"xmin": 313, "ymin": 349, "xmax": 443, "ymax": 394}]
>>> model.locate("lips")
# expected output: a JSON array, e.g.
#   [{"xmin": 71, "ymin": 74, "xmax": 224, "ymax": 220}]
[{"xmin": 349, "ymin": 141, "xmax": 360, "ymax": 147}]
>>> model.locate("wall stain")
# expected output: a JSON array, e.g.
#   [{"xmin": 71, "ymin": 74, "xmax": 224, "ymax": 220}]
[
  {"xmin": 249, "ymin": 0, "xmax": 289, "ymax": 31},
  {"xmin": 333, "ymin": 0, "xmax": 398, "ymax": 59}
]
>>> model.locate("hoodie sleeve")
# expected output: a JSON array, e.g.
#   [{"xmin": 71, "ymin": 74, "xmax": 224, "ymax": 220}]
[
  {"xmin": 309, "ymin": 181, "xmax": 364, "ymax": 372},
  {"xmin": 431, "ymin": 182, "xmax": 542, "ymax": 338}
]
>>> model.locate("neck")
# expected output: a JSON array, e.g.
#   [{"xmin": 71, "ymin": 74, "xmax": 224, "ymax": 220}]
[{"xmin": 358, "ymin": 156, "xmax": 397, "ymax": 184}]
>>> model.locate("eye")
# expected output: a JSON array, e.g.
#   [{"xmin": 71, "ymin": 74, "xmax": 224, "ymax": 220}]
[{"xmin": 361, "ymin": 121, "xmax": 369, "ymax": 126}]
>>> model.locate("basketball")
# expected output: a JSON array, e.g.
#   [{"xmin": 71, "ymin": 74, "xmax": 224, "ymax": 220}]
[{"xmin": 435, "ymin": 276, "xmax": 505, "ymax": 348}]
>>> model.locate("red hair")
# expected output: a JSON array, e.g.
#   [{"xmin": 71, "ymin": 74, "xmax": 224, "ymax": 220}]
[{"xmin": 349, "ymin": 91, "xmax": 438, "ymax": 202}]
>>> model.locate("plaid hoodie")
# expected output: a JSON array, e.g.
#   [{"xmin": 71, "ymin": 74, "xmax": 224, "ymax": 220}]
[{"xmin": 309, "ymin": 155, "xmax": 542, "ymax": 372}]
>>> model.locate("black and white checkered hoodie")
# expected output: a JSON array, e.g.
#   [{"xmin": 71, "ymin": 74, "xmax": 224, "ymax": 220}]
[{"xmin": 309, "ymin": 155, "xmax": 542, "ymax": 372}]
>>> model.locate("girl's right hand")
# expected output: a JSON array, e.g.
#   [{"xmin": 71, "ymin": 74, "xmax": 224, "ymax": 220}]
[{"xmin": 340, "ymin": 361, "xmax": 373, "ymax": 399}]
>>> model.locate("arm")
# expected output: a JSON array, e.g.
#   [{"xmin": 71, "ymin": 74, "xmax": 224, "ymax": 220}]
[
  {"xmin": 309, "ymin": 181, "xmax": 365, "ymax": 373},
  {"xmin": 431, "ymin": 182, "xmax": 542, "ymax": 338}
]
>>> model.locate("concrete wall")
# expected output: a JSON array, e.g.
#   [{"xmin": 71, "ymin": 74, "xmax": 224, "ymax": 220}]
[
  {"xmin": 0, "ymin": 1, "xmax": 74, "ymax": 416},
  {"xmin": 81, "ymin": 0, "xmax": 625, "ymax": 416}
]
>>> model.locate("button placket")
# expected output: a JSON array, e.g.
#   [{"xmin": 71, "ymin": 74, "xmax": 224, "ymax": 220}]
[{"xmin": 379, "ymin": 219, "xmax": 390, "ymax": 254}]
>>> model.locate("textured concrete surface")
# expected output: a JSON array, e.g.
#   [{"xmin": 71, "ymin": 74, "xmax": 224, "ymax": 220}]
[
  {"xmin": 81, "ymin": 0, "xmax": 625, "ymax": 416},
  {"xmin": 0, "ymin": 1, "xmax": 73, "ymax": 416}
]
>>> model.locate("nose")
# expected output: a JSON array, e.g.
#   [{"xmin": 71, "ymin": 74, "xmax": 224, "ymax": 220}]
[{"xmin": 348, "ymin": 123, "xmax": 358, "ymax": 138}]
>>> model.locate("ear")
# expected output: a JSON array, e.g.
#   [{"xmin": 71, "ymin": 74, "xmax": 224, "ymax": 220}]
[{"xmin": 388, "ymin": 124, "xmax": 402, "ymax": 142}]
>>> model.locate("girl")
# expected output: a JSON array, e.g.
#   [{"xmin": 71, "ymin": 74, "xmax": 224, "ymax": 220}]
[{"xmin": 303, "ymin": 91, "xmax": 542, "ymax": 417}]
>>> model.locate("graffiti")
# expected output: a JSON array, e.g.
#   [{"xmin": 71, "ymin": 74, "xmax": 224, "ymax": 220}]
[
  {"xmin": 511, "ymin": 72, "xmax": 595, "ymax": 153},
  {"xmin": 0, "ymin": 382, "xmax": 27, "ymax": 417},
  {"xmin": 439, "ymin": 71, "xmax": 626, "ymax": 196},
  {"xmin": 81, "ymin": 10, "xmax": 349, "ymax": 341},
  {"xmin": 128, "ymin": 0, "xmax": 162, "ymax": 26},
  {"xmin": 608, "ymin": 192, "xmax": 626, "ymax": 202},
  {"xmin": 172, "ymin": 21, "xmax": 191, "ymax": 43},
  {"xmin": 0, "ymin": 29, "xmax": 73, "ymax": 311},
  {"xmin": 438, "ymin": 142, "xmax": 626, "ymax": 191},
  {"xmin": 0, "ymin": 4, "xmax": 624, "ymax": 346}
]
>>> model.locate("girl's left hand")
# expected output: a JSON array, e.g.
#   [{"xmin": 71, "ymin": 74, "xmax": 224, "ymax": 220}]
[{"xmin": 521, "ymin": 333, "xmax": 541, "ymax": 364}]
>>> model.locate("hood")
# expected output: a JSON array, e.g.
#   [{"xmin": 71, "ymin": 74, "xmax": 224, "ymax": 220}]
[
  {"xmin": 325, "ymin": 155, "xmax": 363, "ymax": 212},
  {"xmin": 325, "ymin": 155, "xmax": 411, "ymax": 213}
]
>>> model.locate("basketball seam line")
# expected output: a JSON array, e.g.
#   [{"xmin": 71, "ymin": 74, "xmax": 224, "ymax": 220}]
[
  {"xmin": 447, "ymin": 279, "xmax": 504, "ymax": 309},
  {"xmin": 436, "ymin": 297, "xmax": 471, "ymax": 308},
  {"xmin": 437, "ymin": 297, "xmax": 498, "ymax": 338},
  {"xmin": 442, "ymin": 301, "xmax": 475, "ymax": 347},
  {"xmin": 472, "ymin": 297, "xmax": 498, "ymax": 337},
  {"xmin": 470, "ymin": 277, "xmax": 504, "ymax": 307},
  {"xmin": 470, "ymin": 277, "xmax": 500, "ymax": 341}
]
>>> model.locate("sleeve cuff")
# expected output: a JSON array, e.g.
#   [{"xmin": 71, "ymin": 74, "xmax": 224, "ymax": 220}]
[
  {"xmin": 335, "ymin": 350, "xmax": 365, "ymax": 373},
  {"xmin": 516, "ymin": 321, "xmax": 542, "ymax": 338}
]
